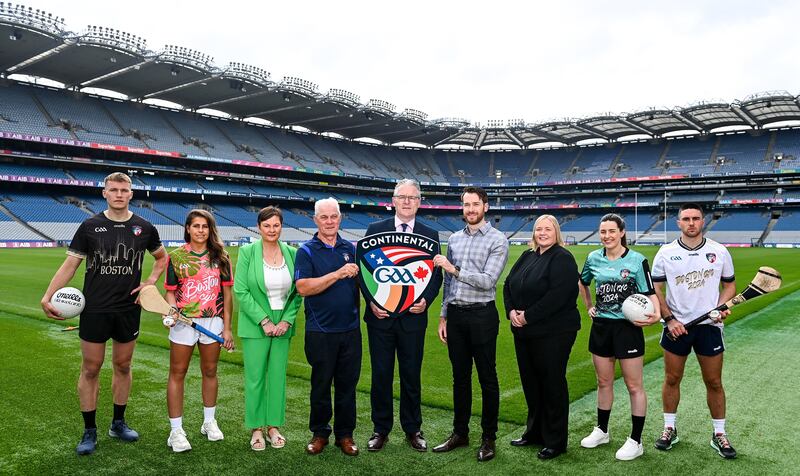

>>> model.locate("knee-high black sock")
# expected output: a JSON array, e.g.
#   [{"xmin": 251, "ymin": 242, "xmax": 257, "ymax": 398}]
[
  {"xmin": 597, "ymin": 408, "xmax": 611, "ymax": 433},
  {"xmin": 82, "ymin": 410, "xmax": 97, "ymax": 430},
  {"xmin": 113, "ymin": 403, "xmax": 126, "ymax": 422},
  {"xmin": 631, "ymin": 415, "xmax": 646, "ymax": 443}
]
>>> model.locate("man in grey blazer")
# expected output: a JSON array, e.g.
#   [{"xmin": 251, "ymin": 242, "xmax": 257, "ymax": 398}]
[{"xmin": 363, "ymin": 179, "xmax": 443, "ymax": 452}]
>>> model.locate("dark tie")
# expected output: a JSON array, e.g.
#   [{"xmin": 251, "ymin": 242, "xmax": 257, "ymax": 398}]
[{"xmin": 401, "ymin": 223, "xmax": 409, "ymax": 233}]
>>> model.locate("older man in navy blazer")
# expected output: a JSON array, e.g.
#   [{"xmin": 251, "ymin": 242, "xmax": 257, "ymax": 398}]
[{"xmin": 364, "ymin": 179, "xmax": 443, "ymax": 452}]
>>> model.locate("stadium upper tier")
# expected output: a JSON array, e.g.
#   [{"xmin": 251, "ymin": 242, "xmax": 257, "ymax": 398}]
[
  {"xmin": 2, "ymin": 83, "xmax": 800, "ymax": 185},
  {"xmin": 2, "ymin": 4, "xmax": 800, "ymax": 149}
]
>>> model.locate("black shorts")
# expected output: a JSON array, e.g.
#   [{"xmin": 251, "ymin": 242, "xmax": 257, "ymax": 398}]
[
  {"xmin": 79, "ymin": 308, "xmax": 141, "ymax": 343},
  {"xmin": 589, "ymin": 317, "xmax": 645, "ymax": 359},
  {"xmin": 660, "ymin": 324, "xmax": 725, "ymax": 357}
]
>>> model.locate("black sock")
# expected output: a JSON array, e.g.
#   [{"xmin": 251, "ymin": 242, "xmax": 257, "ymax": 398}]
[
  {"xmin": 82, "ymin": 410, "xmax": 96, "ymax": 430},
  {"xmin": 631, "ymin": 415, "xmax": 646, "ymax": 443},
  {"xmin": 597, "ymin": 408, "xmax": 611, "ymax": 433},
  {"xmin": 113, "ymin": 404, "xmax": 126, "ymax": 422}
]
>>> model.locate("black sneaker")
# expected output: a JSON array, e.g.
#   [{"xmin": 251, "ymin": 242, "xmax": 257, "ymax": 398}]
[
  {"xmin": 108, "ymin": 420, "xmax": 139, "ymax": 442},
  {"xmin": 710, "ymin": 433, "xmax": 737, "ymax": 459},
  {"xmin": 654, "ymin": 427, "xmax": 679, "ymax": 451},
  {"xmin": 76, "ymin": 428, "xmax": 97, "ymax": 455}
]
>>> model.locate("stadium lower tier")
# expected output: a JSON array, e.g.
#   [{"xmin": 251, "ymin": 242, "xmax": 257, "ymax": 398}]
[{"xmin": 1, "ymin": 192, "xmax": 798, "ymax": 246}]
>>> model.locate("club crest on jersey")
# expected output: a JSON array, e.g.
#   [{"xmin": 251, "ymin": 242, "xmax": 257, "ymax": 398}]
[
  {"xmin": 132, "ymin": 225, "xmax": 142, "ymax": 236},
  {"xmin": 706, "ymin": 253, "xmax": 717, "ymax": 263},
  {"xmin": 356, "ymin": 231, "xmax": 439, "ymax": 317},
  {"xmin": 620, "ymin": 268, "xmax": 631, "ymax": 279}
]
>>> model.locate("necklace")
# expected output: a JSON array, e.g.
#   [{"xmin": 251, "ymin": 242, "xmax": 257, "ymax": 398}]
[{"xmin": 264, "ymin": 247, "xmax": 282, "ymax": 266}]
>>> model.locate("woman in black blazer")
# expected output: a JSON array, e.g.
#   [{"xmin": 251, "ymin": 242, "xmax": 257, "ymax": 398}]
[{"xmin": 503, "ymin": 214, "xmax": 580, "ymax": 460}]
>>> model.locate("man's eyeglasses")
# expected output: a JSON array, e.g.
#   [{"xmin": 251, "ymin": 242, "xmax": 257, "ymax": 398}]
[{"xmin": 393, "ymin": 195, "xmax": 421, "ymax": 202}]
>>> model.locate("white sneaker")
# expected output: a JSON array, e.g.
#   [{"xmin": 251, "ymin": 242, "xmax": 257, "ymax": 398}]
[
  {"xmin": 615, "ymin": 437, "xmax": 644, "ymax": 461},
  {"xmin": 200, "ymin": 419, "xmax": 224, "ymax": 441},
  {"xmin": 167, "ymin": 428, "xmax": 192, "ymax": 453},
  {"xmin": 581, "ymin": 427, "xmax": 610, "ymax": 448}
]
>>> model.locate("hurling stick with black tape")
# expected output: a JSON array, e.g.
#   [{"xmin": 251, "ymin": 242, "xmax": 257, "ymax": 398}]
[
  {"xmin": 683, "ymin": 266, "xmax": 782, "ymax": 328},
  {"xmin": 138, "ymin": 284, "xmax": 226, "ymax": 345}
]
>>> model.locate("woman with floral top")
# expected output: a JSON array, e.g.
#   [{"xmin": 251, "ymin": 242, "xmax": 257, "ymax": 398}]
[{"xmin": 163, "ymin": 209, "xmax": 234, "ymax": 452}]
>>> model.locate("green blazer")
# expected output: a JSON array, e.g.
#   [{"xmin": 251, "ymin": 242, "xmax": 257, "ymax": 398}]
[{"xmin": 235, "ymin": 240, "xmax": 302, "ymax": 339}]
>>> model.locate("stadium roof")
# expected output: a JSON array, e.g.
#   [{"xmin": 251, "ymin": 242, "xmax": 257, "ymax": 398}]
[{"xmin": 2, "ymin": 3, "xmax": 800, "ymax": 149}]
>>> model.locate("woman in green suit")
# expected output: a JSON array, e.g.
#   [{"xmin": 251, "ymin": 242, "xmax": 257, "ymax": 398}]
[{"xmin": 235, "ymin": 206, "xmax": 302, "ymax": 451}]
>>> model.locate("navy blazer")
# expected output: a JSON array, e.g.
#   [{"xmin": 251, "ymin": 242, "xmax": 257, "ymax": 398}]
[{"xmin": 362, "ymin": 217, "xmax": 443, "ymax": 331}]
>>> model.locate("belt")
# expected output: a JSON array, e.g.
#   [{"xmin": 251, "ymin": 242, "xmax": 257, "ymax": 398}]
[{"xmin": 449, "ymin": 301, "xmax": 494, "ymax": 311}]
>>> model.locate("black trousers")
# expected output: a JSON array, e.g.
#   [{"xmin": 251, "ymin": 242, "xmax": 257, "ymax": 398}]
[
  {"xmin": 368, "ymin": 321, "xmax": 426, "ymax": 435},
  {"xmin": 513, "ymin": 330, "xmax": 577, "ymax": 451},
  {"xmin": 305, "ymin": 328, "xmax": 362, "ymax": 439},
  {"xmin": 446, "ymin": 303, "xmax": 500, "ymax": 439}
]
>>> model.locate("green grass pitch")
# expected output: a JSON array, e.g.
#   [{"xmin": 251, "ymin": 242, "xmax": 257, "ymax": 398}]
[{"xmin": 1, "ymin": 245, "xmax": 799, "ymax": 474}]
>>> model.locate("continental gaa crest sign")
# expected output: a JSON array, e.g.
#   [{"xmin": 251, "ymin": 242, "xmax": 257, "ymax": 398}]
[{"xmin": 356, "ymin": 231, "xmax": 439, "ymax": 316}]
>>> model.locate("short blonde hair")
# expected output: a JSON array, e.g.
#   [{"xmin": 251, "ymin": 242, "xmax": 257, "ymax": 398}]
[
  {"xmin": 104, "ymin": 172, "xmax": 132, "ymax": 186},
  {"xmin": 529, "ymin": 214, "xmax": 564, "ymax": 251}
]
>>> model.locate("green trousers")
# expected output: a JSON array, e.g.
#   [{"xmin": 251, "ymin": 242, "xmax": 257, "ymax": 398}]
[{"xmin": 242, "ymin": 336, "xmax": 291, "ymax": 429}]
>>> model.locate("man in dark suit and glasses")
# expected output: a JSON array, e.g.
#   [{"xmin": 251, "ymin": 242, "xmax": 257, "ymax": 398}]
[{"xmin": 364, "ymin": 179, "xmax": 443, "ymax": 453}]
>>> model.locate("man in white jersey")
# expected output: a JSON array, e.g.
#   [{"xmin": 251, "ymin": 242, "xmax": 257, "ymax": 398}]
[{"xmin": 650, "ymin": 203, "xmax": 737, "ymax": 459}]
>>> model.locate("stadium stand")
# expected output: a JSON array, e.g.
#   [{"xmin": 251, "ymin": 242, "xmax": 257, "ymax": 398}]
[{"xmin": 1, "ymin": 11, "xmax": 799, "ymax": 249}]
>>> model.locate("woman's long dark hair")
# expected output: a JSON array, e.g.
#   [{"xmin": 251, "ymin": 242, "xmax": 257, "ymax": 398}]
[
  {"xmin": 184, "ymin": 209, "xmax": 230, "ymax": 271},
  {"xmin": 600, "ymin": 213, "xmax": 627, "ymax": 246}
]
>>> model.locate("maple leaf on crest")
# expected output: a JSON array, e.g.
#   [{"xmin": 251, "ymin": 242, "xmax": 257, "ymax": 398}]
[{"xmin": 414, "ymin": 266, "xmax": 429, "ymax": 281}]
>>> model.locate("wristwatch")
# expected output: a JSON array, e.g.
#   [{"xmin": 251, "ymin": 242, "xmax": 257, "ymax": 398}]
[
  {"xmin": 663, "ymin": 314, "xmax": 674, "ymax": 322},
  {"xmin": 454, "ymin": 265, "xmax": 461, "ymax": 275}
]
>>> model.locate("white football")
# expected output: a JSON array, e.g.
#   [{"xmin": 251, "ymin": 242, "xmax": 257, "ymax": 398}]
[
  {"xmin": 622, "ymin": 293, "xmax": 654, "ymax": 323},
  {"xmin": 50, "ymin": 287, "xmax": 85, "ymax": 319}
]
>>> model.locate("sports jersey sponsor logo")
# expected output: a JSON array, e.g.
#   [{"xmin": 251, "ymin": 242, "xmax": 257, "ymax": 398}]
[
  {"xmin": 706, "ymin": 253, "xmax": 717, "ymax": 263},
  {"xmin": 620, "ymin": 268, "xmax": 630, "ymax": 279},
  {"xmin": 114, "ymin": 224, "xmax": 125, "ymax": 228},
  {"xmin": 669, "ymin": 256, "xmax": 682, "ymax": 261},
  {"xmin": 357, "ymin": 231, "xmax": 438, "ymax": 316},
  {"xmin": 132, "ymin": 225, "xmax": 142, "ymax": 236},
  {"xmin": 94, "ymin": 227, "xmax": 108, "ymax": 233}
]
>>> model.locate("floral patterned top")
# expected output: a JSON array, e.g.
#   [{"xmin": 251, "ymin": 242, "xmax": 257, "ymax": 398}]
[{"xmin": 164, "ymin": 244, "xmax": 233, "ymax": 318}]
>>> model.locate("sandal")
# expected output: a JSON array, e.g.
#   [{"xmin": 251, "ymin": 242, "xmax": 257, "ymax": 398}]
[
  {"xmin": 266, "ymin": 426, "xmax": 286, "ymax": 449},
  {"xmin": 250, "ymin": 428, "xmax": 266, "ymax": 451}
]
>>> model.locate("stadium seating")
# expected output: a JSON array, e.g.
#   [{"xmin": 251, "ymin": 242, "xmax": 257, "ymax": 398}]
[
  {"xmin": 765, "ymin": 210, "xmax": 800, "ymax": 244},
  {"xmin": 614, "ymin": 142, "xmax": 663, "ymax": 177},
  {"xmin": 3, "ymin": 82, "xmax": 800, "ymax": 245},
  {"xmin": 0, "ymin": 85, "xmax": 74, "ymax": 139},
  {"xmin": 576, "ymin": 146, "xmax": 619, "ymax": 179},
  {"xmin": 0, "ymin": 162, "xmax": 69, "ymax": 179},
  {"xmin": 715, "ymin": 133, "xmax": 772, "ymax": 174}
]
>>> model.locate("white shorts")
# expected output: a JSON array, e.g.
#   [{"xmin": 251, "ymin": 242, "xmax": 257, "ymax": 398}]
[{"xmin": 169, "ymin": 316, "xmax": 224, "ymax": 346}]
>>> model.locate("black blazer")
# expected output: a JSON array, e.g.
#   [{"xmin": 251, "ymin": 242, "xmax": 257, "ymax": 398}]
[
  {"xmin": 362, "ymin": 218, "xmax": 443, "ymax": 332},
  {"xmin": 502, "ymin": 245, "xmax": 581, "ymax": 338}
]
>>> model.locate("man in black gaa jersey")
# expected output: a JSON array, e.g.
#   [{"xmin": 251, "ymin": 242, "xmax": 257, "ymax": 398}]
[{"xmin": 41, "ymin": 172, "xmax": 168, "ymax": 455}]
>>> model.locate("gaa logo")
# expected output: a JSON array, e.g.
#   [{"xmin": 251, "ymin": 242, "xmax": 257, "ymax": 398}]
[
  {"xmin": 374, "ymin": 266, "xmax": 419, "ymax": 284},
  {"xmin": 357, "ymin": 231, "xmax": 439, "ymax": 316}
]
